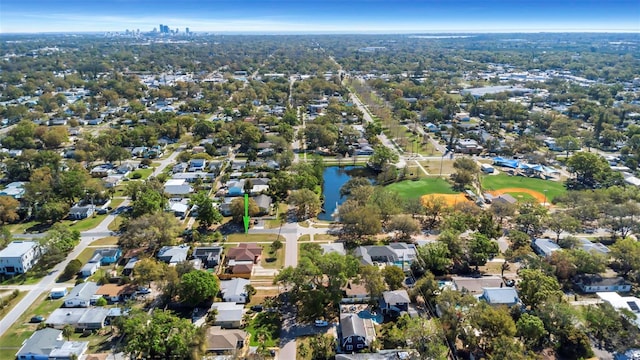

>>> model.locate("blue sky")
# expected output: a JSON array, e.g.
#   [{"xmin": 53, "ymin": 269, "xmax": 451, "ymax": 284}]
[{"xmin": 1, "ymin": 0, "xmax": 639, "ymax": 33}]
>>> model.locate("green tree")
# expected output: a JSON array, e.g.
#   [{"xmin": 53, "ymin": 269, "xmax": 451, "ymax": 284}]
[
  {"xmin": 62, "ymin": 324, "xmax": 74, "ymax": 341},
  {"xmin": 358, "ymin": 265, "xmax": 386, "ymax": 299},
  {"xmin": 516, "ymin": 313, "xmax": 546, "ymax": 348},
  {"xmin": 178, "ymin": 270, "xmax": 219, "ymax": 306},
  {"xmin": 566, "ymin": 152, "xmax": 616, "ymax": 189},
  {"xmin": 131, "ymin": 188, "xmax": 167, "ymax": 218},
  {"xmin": 36, "ymin": 201, "xmax": 70, "ymax": 224},
  {"xmin": 416, "ymin": 242, "xmax": 451, "ymax": 275},
  {"xmin": 308, "ymin": 334, "xmax": 336, "ymax": 360},
  {"xmin": 610, "ymin": 237, "xmax": 640, "ymax": 276},
  {"xmin": 60, "ymin": 259, "xmax": 82, "ymax": 281},
  {"xmin": 382, "ymin": 265, "xmax": 405, "ymax": 290},
  {"xmin": 119, "ymin": 309, "xmax": 202, "ymax": 359},
  {"xmin": 467, "ymin": 233, "xmax": 499, "ymax": 271},
  {"xmin": 515, "ymin": 200, "xmax": 548, "ymax": 236},
  {"xmin": 95, "ymin": 297, "xmax": 108, "ymax": 306},
  {"xmin": 387, "ymin": 214, "xmax": 420, "ymax": 240},
  {"xmin": 230, "ymin": 197, "xmax": 259, "ymax": 224},
  {"xmin": 338, "ymin": 200, "xmax": 382, "ymax": 240},
  {"xmin": 517, "ymin": 269, "xmax": 562, "ymax": 310},
  {"xmin": 118, "ymin": 213, "xmax": 181, "ymax": 253},
  {"xmin": 288, "ymin": 189, "xmax": 321, "ymax": 220},
  {"xmin": 190, "ymin": 192, "xmax": 222, "ymax": 229},
  {"xmin": 570, "ymin": 248, "xmax": 606, "ymax": 274},
  {"xmin": 545, "ymin": 212, "xmax": 580, "ymax": 242},
  {"xmin": 134, "ymin": 258, "xmax": 166, "ymax": 287},
  {"xmin": 0, "ymin": 196, "xmax": 20, "ymax": 225},
  {"xmin": 470, "ymin": 303, "xmax": 517, "ymax": 353},
  {"xmin": 369, "ymin": 145, "xmax": 399, "ymax": 169}
]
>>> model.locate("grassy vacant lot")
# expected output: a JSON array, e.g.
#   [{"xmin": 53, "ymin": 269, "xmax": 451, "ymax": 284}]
[
  {"xmin": 246, "ymin": 312, "xmax": 281, "ymax": 347},
  {"xmin": 261, "ymin": 245, "xmax": 284, "ymax": 270},
  {"xmin": 0, "ymin": 294, "xmax": 64, "ymax": 352},
  {"xmin": 481, "ymin": 174, "xmax": 566, "ymax": 201},
  {"xmin": 386, "ymin": 178, "xmax": 457, "ymax": 199},
  {"xmin": 129, "ymin": 168, "xmax": 154, "ymax": 180},
  {"xmin": 90, "ymin": 236, "xmax": 118, "ymax": 246},
  {"xmin": 225, "ymin": 234, "xmax": 284, "ymax": 243}
]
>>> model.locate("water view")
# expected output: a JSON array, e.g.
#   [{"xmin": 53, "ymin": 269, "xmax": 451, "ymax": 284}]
[{"xmin": 319, "ymin": 166, "xmax": 374, "ymax": 221}]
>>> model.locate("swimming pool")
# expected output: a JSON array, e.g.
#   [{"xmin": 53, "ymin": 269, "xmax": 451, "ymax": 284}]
[{"xmin": 358, "ymin": 310, "xmax": 383, "ymax": 324}]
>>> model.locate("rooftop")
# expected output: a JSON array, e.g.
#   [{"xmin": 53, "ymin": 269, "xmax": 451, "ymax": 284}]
[{"xmin": 0, "ymin": 241, "xmax": 38, "ymax": 258}]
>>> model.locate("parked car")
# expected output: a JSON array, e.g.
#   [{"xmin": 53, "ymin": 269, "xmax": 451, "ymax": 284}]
[
  {"xmin": 30, "ymin": 315, "xmax": 45, "ymax": 323},
  {"xmin": 137, "ymin": 287, "xmax": 151, "ymax": 295},
  {"xmin": 250, "ymin": 305, "xmax": 263, "ymax": 312},
  {"xmin": 314, "ymin": 320, "xmax": 329, "ymax": 327}
]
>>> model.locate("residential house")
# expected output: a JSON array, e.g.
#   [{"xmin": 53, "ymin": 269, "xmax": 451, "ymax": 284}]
[
  {"xmin": 451, "ymin": 276, "xmax": 504, "ymax": 295},
  {"xmin": 480, "ymin": 287, "xmax": 521, "ymax": 307},
  {"xmin": 575, "ymin": 275, "xmax": 631, "ymax": 293},
  {"xmin": 227, "ymin": 243, "xmax": 262, "ymax": 264},
  {"xmin": 210, "ymin": 302, "xmax": 244, "ymax": 328},
  {"xmin": 219, "ymin": 278, "xmax": 252, "ymax": 303},
  {"xmin": 353, "ymin": 243, "xmax": 417, "ymax": 266},
  {"xmin": 335, "ymin": 350, "xmax": 420, "ymax": 360},
  {"xmin": 157, "ymin": 245, "xmax": 189, "ymax": 265},
  {"xmin": 131, "ymin": 146, "xmax": 147, "ymax": 158},
  {"xmin": 342, "ymin": 281, "xmax": 369, "ymax": 301},
  {"xmin": 116, "ymin": 163, "xmax": 135, "ymax": 175},
  {"xmin": 0, "ymin": 181, "xmax": 26, "ymax": 199},
  {"xmin": 90, "ymin": 165, "xmax": 112, "ymax": 178},
  {"xmin": 80, "ymin": 260, "xmax": 100, "ymax": 278},
  {"xmin": 189, "ymin": 158, "xmax": 206, "ymax": 172},
  {"xmin": 16, "ymin": 328, "xmax": 88, "ymax": 360},
  {"xmin": 340, "ymin": 314, "xmax": 370, "ymax": 353},
  {"xmin": 122, "ymin": 257, "xmax": 139, "ymax": 276},
  {"xmin": 205, "ymin": 326, "xmax": 249, "ymax": 356},
  {"xmin": 229, "ymin": 263, "xmax": 253, "ymax": 276},
  {"xmin": 597, "ymin": 292, "xmax": 640, "ymax": 328},
  {"xmin": 64, "ymin": 282, "xmax": 100, "ymax": 308},
  {"xmin": 532, "ymin": 238, "xmax": 561, "ymax": 257},
  {"xmin": 95, "ymin": 284, "xmax": 136, "ymax": 303},
  {"xmin": 380, "ymin": 290, "xmax": 411, "ymax": 315},
  {"xmin": 424, "ymin": 122, "xmax": 439, "ymax": 132},
  {"xmin": 68, "ymin": 205, "xmax": 95, "ymax": 220},
  {"xmin": 172, "ymin": 162, "xmax": 188, "ymax": 173},
  {"xmin": 455, "ymin": 139, "xmax": 483, "ymax": 154},
  {"xmin": 170, "ymin": 201, "xmax": 189, "ymax": 217},
  {"xmin": 0, "ymin": 241, "xmax": 41, "ymax": 275},
  {"xmin": 164, "ymin": 179, "xmax": 193, "ymax": 197},
  {"xmin": 253, "ymin": 194, "xmax": 272, "ymax": 215},
  {"xmin": 193, "ymin": 246, "xmax": 223, "ymax": 268},
  {"xmin": 46, "ymin": 307, "xmax": 109, "ymax": 330},
  {"xmin": 577, "ymin": 238, "xmax": 610, "ymax": 256},
  {"xmin": 92, "ymin": 248, "xmax": 121, "ymax": 265}
]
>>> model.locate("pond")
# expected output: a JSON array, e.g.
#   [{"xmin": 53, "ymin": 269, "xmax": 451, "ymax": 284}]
[{"xmin": 319, "ymin": 166, "xmax": 375, "ymax": 221}]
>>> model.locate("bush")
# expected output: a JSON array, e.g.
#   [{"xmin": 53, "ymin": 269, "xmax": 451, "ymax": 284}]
[
  {"xmin": 95, "ymin": 297, "xmax": 107, "ymax": 306},
  {"xmin": 59, "ymin": 259, "xmax": 82, "ymax": 282},
  {"xmin": 131, "ymin": 172, "xmax": 143, "ymax": 179}
]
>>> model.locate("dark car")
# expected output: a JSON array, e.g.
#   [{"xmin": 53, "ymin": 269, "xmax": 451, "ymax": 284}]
[
  {"xmin": 30, "ymin": 315, "xmax": 45, "ymax": 323},
  {"xmin": 250, "ymin": 305, "xmax": 263, "ymax": 312}
]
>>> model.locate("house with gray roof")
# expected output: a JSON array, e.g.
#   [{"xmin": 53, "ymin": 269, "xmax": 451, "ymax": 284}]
[
  {"xmin": 253, "ymin": 194, "xmax": 272, "ymax": 215},
  {"xmin": 219, "ymin": 278, "xmax": 251, "ymax": 304},
  {"xmin": 480, "ymin": 287, "xmax": 521, "ymax": 307},
  {"xmin": 46, "ymin": 307, "xmax": 109, "ymax": 330},
  {"xmin": 353, "ymin": 243, "xmax": 417, "ymax": 266},
  {"xmin": 205, "ymin": 326, "xmax": 248, "ymax": 356},
  {"xmin": 380, "ymin": 290, "xmax": 410, "ymax": 315},
  {"xmin": 0, "ymin": 240, "xmax": 41, "ymax": 275},
  {"xmin": 64, "ymin": 281, "xmax": 100, "ymax": 308},
  {"xmin": 210, "ymin": 302, "xmax": 244, "ymax": 328},
  {"xmin": 193, "ymin": 246, "xmax": 223, "ymax": 268},
  {"xmin": 339, "ymin": 314, "xmax": 370, "ymax": 353},
  {"xmin": 16, "ymin": 328, "xmax": 88, "ymax": 360},
  {"xmin": 577, "ymin": 238, "xmax": 610, "ymax": 256},
  {"xmin": 157, "ymin": 245, "xmax": 189, "ymax": 264},
  {"xmin": 532, "ymin": 238, "xmax": 561, "ymax": 257},
  {"xmin": 574, "ymin": 275, "xmax": 631, "ymax": 293}
]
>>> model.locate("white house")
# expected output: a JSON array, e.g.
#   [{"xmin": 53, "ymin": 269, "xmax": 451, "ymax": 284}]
[
  {"xmin": 219, "ymin": 278, "xmax": 251, "ymax": 303},
  {"xmin": 0, "ymin": 241, "xmax": 41, "ymax": 275},
  {"xmin": 575, "ymin": 275, "xmax": 631, "ymax": 293},
  {"xmin": 64, "ymin": 282, "xmax": 100, "ymax": 308}
]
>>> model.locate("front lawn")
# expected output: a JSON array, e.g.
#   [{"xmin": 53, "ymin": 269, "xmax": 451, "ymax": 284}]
[
  {"xmin": 225, "ymin": 234, "xmax": 284, "ymax": 243},
  {"xmin": 246, "ymin": 312, "xmax": 281, "ymax": 347},
  {"xmin": 386, "ymin": 178, "xmax": 457, "ymax": 199},
  {"xmin": 481, "ymin": 174, "xmax": 566, "ymax": 201},
  {"xmin": 261, "ymin": 245, "xmax": 284, "ymax": 270},
  {"xmin": 0, "ymin": 294, "xmax": 65, "ymax": 351}
]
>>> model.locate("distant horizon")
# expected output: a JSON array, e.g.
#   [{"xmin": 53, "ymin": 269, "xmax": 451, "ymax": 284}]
[{"xmin": 1, "ymin": 0, "xmax": 638, "ymax": 34}]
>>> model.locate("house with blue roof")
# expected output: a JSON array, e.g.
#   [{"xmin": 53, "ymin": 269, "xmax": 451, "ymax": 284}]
[{"xmin": 480, "ymin": 287, "xmax": 521, "ymax": 307}]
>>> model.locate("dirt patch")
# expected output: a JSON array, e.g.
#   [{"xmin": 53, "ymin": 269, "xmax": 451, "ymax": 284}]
[
  {"xmin": 489, "ymin": 188, "xmax": 547, "ymax": 203},
  {"xmin": 421, "ymin": 193, "xmax": 471, "ymax": 207}
]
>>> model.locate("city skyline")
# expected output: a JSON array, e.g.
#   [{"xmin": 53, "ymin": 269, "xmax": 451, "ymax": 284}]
[{"xmin": 1, "ymin": 0, "xmax": 639, "ymax": 34}]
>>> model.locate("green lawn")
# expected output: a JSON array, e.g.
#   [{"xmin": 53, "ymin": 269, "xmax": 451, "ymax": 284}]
[
  {"xmin": 481, "ymin": 174, "xmax": 566, "ymax": 201},
  {"xmin": 1, "ymin": 272, "xmax": 44, "ymax": 286},
  {"xmin": 62, "ymin": 214, "xmax": 108, "ymax": 232},
  {"xmin": 0, "ymin": 291, "xmax": 26, "ymax": 320},
  {"xmin": 261, "ymin": 246, "xmax": 284, "ymax": 270},
  {"xmin": 386, "ymin": 178, "xmax": 457, "ymax": 199},
  {"xmin": 90, "ymin": 236, "xmax": 119, "ymax": 246},
  {"xmin": 0, "ymin": 294, "xmax": 65, "ymax": 352},
  {"xmin": 314, "ymin": 234, "xmax": 338, "ymax": 241},
  {"xmin": 246, "ymin": 312, "xmax": 281, "ymax": 347},
  {"xmin": 75, "ymin": 247, "xmax": 97, "ymax": 265},
  {"xmin": 129, "ymin": 168, "xmax": 153, "ymax": 180},
  {"xmin": 225, "ymin": 234, "xmax": 284, "ymax": 243}
]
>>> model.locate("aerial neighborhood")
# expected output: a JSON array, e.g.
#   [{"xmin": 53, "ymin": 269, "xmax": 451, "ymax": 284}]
[{"xmin": 0, "ymin": 29, "xmax": 640, "ymax": 360}]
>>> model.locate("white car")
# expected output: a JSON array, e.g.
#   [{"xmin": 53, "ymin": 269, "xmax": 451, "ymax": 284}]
[{"xmin": 314, "ymin": 320, "xmax": 329, "ymax": 327}]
